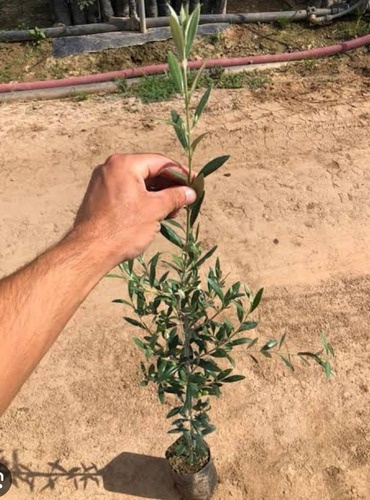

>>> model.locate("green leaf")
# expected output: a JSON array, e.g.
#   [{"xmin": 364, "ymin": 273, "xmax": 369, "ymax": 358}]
[
  {"xmin": 226, "ymin": 353, "xmax": 235, "ymax": 367},
  {"xmin": 124, "ymin": 317, "xmax": 144, "ymax": 328},
  {"xmin": 231, "ymin": 338, "xmax": 253, "ymax": 346},
  {"xmin": 133, "ymin": 338, "xmax": 146, "ymax": 350},
  {"xmin": 190, "ymin": 174, "xmax": 204, "ymax": 202},
  {"xmin": 170, "ymin": 110, "xmax": 188, "ymax": 150},
  {"xmin": 149, "ymin": 252, "xmax": 160, "ymax": 286},
  {"xmin": 202, "ymin": 424, "xmax": 216, "ymax": 436},
  {"xmin": 247, "ymin": 338, "xmax": 258, "ymax": 349},
  {"xmin": 105, "ymin": 273, "xmax": 124, "ymax": 279},
  {"xmin": 223, "ymin": 375, "xmax": 245, "ymax": 383},
  {"xmin": 207, "ymin": 278, "xmax": 224, "ymax": 300},
  {"xmin": 239, "ymin": 321, "xmax": 258, "ymax": 332},
  {"xmin": 190, "ymin": 191, "xmax": 205, "ymax": 226},
  {"xmin": 153, "ymin": 118, "xmax": 186, "ymax": 133},
  {"xmin": 235, "ymin": 300, "xmax": 244, "ymax": 322},
  {"xmin": 179, "ymin": 3, "xmax": 187, "ymax": 25},
  {"xmin": 260, "ymin": 350, "xmax": 272, "ymax": 358},
  {"xmin": 194, "ymin": 87, "xmax": 212, "ymax": 126},
  {"xmin": 185, "ymin": 4, "xmax": 200, "ymax": 56},
  {"xmin": 278, "ymin": 354, "xmax": 294, "ymax": 371},
  {"xmin": 250, "ymin": 288, "xmax": 264, "ymax": 313},
  {"xmin": 321, "ymin": 331, "xmax": 333, "ymax": 356},
  {"xmin": 191, "ymin": 132, "xmax": 209, "ymax": 152},
  {"xmin": 199, "ymin": 155, "xmax": 230, "ymax": 178},
  {"xmin": 164, "ymin": 218, "xmax": 184, "ymax": 230},
  {"xmin": 261, "ymin": 339, "xmax": 278, "ymax": 351},
  {"xmin": 167, "ymin": 51, "xmax": 183, "ymax": 93},
  {"xmin": 112, "ymin": 298, "xmax": 132, "ymax": 306},
  {"xmin": 166, "ymin": 168, "xmax": 188, "ymax": 184},
  {"xmin": 160, "ymin": 222, "xmax": 183, "ymax": 248},
  {"xmin": 211, "ymin": 349, "xmax": 227, "ymax": 358},
  {"xmin": 249, "ymin": 354, "xmax": 259, "ymax": 364},
  {"xmin": 194, "ymin": 246, "xmax": 217, "ymax": 269},
  {"xmin": 279, "ymin": 333, "xmax": 286, "ymax": 349},
  {"xmin": 158, "ymin": 387, "xmax": 165, "ymax": 404},
  {"xmin": 190, "ymin": 61, "xmax": 207, "ymax": 95},
  {"xmin": 168, "ymin": 6, "xmax": 185, "ymax": 58},
  {"xmin": 324, "ymin": 361, "xmax": 333, "ymax": 379},
  {"xmin": 199, "ymin": 359, "xmax": 221, "ymax": 372}
]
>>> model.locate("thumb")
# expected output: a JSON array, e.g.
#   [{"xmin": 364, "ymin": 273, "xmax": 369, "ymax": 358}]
[{"xmin": 155, "ymin": 186, "xmax": 197, "ymax": 218}]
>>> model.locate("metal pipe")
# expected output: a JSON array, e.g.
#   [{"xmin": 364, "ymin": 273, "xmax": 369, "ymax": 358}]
[
  {"xmin": 138, "ymin": 0, "xmax": 147, "ymax": 33},
  {"xmin": 310, "ymin": 0, "xmax": 367, "ymax": 23}
]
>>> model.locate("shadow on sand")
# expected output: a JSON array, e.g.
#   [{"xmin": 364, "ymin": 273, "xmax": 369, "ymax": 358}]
[{"xmin": 0, "ymin": 449, "xmax": 181, "ymax": 499}]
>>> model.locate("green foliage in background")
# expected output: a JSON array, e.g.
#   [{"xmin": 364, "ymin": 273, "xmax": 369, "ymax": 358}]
[
  {"xmin": 111, "ymin": 4, "xmax": 334, "ymax": 466},
  {"xmin": 75, "ymin": 0, "xmax": 96, "ymax": 10},
  {"xmin": 28, "ymin": 27, "xmax": 46, "ymax": 46}
]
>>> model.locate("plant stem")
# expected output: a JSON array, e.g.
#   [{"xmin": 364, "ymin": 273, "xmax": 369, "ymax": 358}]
[{"xmin": 181, "ymin": 56, "xmax": 197, "ymax": 458}]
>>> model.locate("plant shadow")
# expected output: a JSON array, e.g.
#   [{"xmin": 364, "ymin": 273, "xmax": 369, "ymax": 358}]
[
  {"xmin": 102, "ymin": 452, "xmax": 181, "ymax": 499},
  {"xmin": 0, "ymin": 449, "xmax": 181, "ymax": 499}
]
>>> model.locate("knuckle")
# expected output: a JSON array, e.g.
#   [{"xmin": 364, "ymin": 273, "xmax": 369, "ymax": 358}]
[{"xmin": 105, "ymin": 153, "xmax": 123, "ymax": 166}]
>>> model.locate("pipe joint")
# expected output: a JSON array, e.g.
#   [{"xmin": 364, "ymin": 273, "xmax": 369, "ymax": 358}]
[{"xmin": 330, "ymin": 2, "xmax": 350, "ymax": 14}]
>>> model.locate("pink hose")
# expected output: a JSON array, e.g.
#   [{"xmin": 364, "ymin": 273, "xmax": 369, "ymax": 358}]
[{"xmin": 1, "ymin": 34, "xmax": 370, "ymax": 94}]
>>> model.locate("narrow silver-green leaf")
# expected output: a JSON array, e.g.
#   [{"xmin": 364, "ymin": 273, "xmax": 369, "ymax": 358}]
[
  {"xmin": 167, "ymin": 51, "xmax": 183, "ymax": 93},
  {"xmin": 250, "ymin": 287, "xmax": 264, "ymax": 313},
  {"xmin": 194, "ymin": 86, "xmax": 212, "ymax": 126},
  {"xmin": 149, "ymin": 252, "xmax": 160, "ymax": 286},
  {"xmin": 166, "ymin": 168, "xmax": 188, "ymax": 184},
  {"xmin": 190, "ymin": 191, "xmax": 205, "ymax": 226},
  {"xmin": 199, "ymin": 155, "xmax": 230, "ymax": 178},
  {"xmin": 223, "ymin": 375, "xmax": 245, "ymax": 383},
  {"xmin": 190, "ymin": 61, "xmax": 207, "ymax": 95},
  {"xmin": 170, "ymin": 109, "xmax": 188, "ymax": 150},
  {"xmin": 125, "ymin": 317, "xmax": 144, "ymax": 328},
  {"xmin": 194, "ymin": 245, "xmax": 217, "ymax": 269},
  {"xmin": 190, "ymin": 174, "xmax": 204, "ymax": 201},
  {"xmin": 160, "ymin": 222, "xmax": 184, "ymax": 248},
  {"xmin": 191, "ymin": 132, "xmax": 208, "ymax": 153},
  {"xmin": 185, "ymin": 4, "xmax": 200, "ymax": 56},
  {"xmin": 168, "ymin": 7, "xmax": 185, "ymax": 58},
  {"xmin": 278, "ymin": 354, "xmax": 294, "ymax": 371}
]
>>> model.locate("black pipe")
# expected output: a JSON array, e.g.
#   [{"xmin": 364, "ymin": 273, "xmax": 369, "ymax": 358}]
[
  {"xmin": 70, "ymin": 1, "xmax": 88, "ymax": 25},
  {"xmin": 157, "ymin": 0, "xmax": 169, "ymax": 17},
  {"xmin": 0, "ymin": 9, "xmax": 335, "ymax": 42},
  {"xmin": 50, "ymin": 0, "xmax": 72, "ymax": 26},
  {"xmin": 146, "ymin": 0, "xmax": 158, "ymax": 18},
  {"xmin": 113, "ymin": 0, "xmax": 129, "ymax": 17},
  {"xmin": 86, "ymin": 1, "xmax": 100, "ymax": 23},
  {"xmin": 100, "ymin": 0, "xmax": 115, "ymax": 20}
]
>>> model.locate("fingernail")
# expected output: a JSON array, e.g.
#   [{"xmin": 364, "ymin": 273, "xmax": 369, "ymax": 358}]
[{"xmin": 184, "ymin": 187, "xmax": 197, "ymax": 205}]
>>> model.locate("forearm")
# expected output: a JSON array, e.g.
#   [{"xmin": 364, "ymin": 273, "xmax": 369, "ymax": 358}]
[{"xmin": 0, "ymin": 229, "xmax": 112, "ymax": 415}]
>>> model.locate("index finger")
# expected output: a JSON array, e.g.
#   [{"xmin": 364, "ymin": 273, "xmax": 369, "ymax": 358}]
[{"xmin": 131, "ymin": 153, "xmax": 182, "ymax": 180}]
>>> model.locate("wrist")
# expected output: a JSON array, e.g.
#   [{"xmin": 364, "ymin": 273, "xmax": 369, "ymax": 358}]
[{"xmin": 62, "ymin": 225, "xmax": 117, "ymax": 282}]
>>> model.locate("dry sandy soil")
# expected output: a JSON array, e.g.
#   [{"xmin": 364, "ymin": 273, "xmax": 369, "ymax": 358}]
[{"xmin": 0, "ymin": 64, "xmax": 370, "ymax": 500}]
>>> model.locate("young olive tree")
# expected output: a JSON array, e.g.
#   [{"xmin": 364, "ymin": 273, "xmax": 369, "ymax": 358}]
[{"xmin": 111, "ymin": 5, "xmax": 334, "ymax": 470}]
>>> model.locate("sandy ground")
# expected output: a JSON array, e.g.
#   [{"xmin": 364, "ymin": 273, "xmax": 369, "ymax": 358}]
[{"xmin": 0, "ymin": 71, "xmax": 370, "ymax": 500}]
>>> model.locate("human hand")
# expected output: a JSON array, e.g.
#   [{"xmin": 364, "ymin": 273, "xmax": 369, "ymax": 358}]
[{"xmin": 72, "ymin": 153, "xmax": 196, "ymax": 268}]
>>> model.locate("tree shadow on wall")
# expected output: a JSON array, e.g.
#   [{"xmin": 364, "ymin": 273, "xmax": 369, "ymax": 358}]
[{"xmin": 0, "ymin": 449, "xmax": 180, "ymax": 499}]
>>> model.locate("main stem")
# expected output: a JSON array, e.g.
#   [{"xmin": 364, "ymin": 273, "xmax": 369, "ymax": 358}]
[{"xmin": 182, "ymin": 57, "xmax": 195, "ymax": 457}]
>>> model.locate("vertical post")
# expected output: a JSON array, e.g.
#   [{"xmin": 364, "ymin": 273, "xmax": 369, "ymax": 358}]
[{"xmin": 137, "ymin": 0, "xmax": 147, "ymax": 33}]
